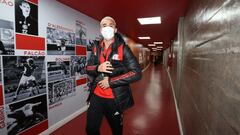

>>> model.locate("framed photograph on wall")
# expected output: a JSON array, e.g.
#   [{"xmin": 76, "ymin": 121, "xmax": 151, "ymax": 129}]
[
  {"xmin": 3, "ymin": 56, "xmax": 46, "ymax": 104},
  {"xmin": 15, "ymin": 0, "xmax": 38, "ymax": 35},
  {"xmin": 0, "ymin": 19, "xmax": 15, "ymax": 55}
]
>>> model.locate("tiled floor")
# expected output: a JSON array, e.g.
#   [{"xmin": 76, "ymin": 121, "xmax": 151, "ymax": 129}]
[{"xmin": 51, "ymin": 64, "xmax": 180, "ymax": 135}]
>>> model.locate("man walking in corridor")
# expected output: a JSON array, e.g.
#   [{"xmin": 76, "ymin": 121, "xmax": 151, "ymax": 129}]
[{"xmin": 86, "ymin": 16, "xmax": 142, "ymax": 135}]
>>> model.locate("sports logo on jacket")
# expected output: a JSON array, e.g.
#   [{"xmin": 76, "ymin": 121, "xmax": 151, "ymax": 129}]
[{"xmin": 112, "ymin": 54, "xmax": 120, "ymax": 60}]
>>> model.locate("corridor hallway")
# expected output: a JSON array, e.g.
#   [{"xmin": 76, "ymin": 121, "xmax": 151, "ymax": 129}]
[{"xmin": 52, "ymin": 64, "xmax": 180, "ymax": 135}]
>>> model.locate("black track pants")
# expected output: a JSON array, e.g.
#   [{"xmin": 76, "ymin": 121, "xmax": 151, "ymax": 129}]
[{"xmin": 86, "ymin": 94, "xmax": 123, "ymax": 135}]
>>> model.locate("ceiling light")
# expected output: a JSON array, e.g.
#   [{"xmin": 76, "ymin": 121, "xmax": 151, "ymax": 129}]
[
  {"xmin": 138, "ymin": 36, "xmax": 151, "ymax": 39},
  {"xmin": 137, "ymin": 17, "xmax": 161, "ymax": 25},
  {"xmin": 154, "ymin": 42, "xmax": 163, "ymax": 44},
  {"xmin": 148, "ymin": 44, "xmax": 155, "ymax": 46}
]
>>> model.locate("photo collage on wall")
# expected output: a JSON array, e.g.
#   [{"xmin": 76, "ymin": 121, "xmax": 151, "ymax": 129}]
[
  {"xmin": 0, "ymin": 0, "xmax": 49, "ymax": 135},
  {"xmin": 0, "ymin": 1, "xmax": 15, "ymax": 134},
  {"xmin": 3, "ymin": 56, "xmax": 47, "ymax": 135},
  {"xmin": 0, "ymin": 0, "xmax": 93, "ymax": 134},
  {"xmin": 47, "ymin": 56, "xmax": 78, "ymax": 108},
  {"xmin": 74, "ymin": 20, "xmax": 89, "ymax": 91},
  {"xmin": 47, "ymin": 55, "xmax": 87, "ymax": 108}
]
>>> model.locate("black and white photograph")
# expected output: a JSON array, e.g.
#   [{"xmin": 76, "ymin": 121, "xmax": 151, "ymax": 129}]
[
  {"xmin": 3, "ymin": 56, "xmax": 46, "ymax": 104},
  {"xmin": 47, "ymin": 27, "xmax": 75, "ymax": 55},
  {"xmin": 47, "ymin": 56, "xmax": 77, "ymax": 106},
  {"xmin": 0, "ymin": 19, "xmax": 15, "ymax": 55},
  {"xmin": 15, "ymin": 0, "xmax": 38, "ymax": 35},
  {"xmin": 47, "ymin": 58, "xmax": 71, "ymax": 82},
  {"xmin": 76, "ymin": 21, "xmax": 87, "ymax": 45},
  {"xmin": 70, "ymin": 56, "xmax": 86, "ymax": 78},
  {"xmin": 48, "ymin": 78, "xmax": 76, "ymax": 106},
  {"xmin": 6, "ymin": 95, "xmax": 47, "ymax": 135},
  {"xmin": 87, "ymin": 36, "xmax": 101, "ymax": 51}
]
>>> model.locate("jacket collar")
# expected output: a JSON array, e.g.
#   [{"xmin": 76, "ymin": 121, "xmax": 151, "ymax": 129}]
[
  {"xmin": 99, "ymin": 33, "xmax": 124, "ymax": 50},
  {"xmin": 100, "ymin": 38, "xmax": 115, "ymax": 48}
]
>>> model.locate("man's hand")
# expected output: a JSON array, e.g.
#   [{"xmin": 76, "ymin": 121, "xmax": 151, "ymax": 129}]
[
  {"xmin": 98, "ymin": 61, "xmax": 114, "ymax": 73},
  {"xmin": 98, "ymin": 77, "xmax": 110, "ymax": 89}
]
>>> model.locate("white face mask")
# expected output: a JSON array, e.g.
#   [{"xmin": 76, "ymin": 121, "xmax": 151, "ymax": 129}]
[{"xmin": 101, "ymin": 27, "xmax": 115, "ymax": 40}]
